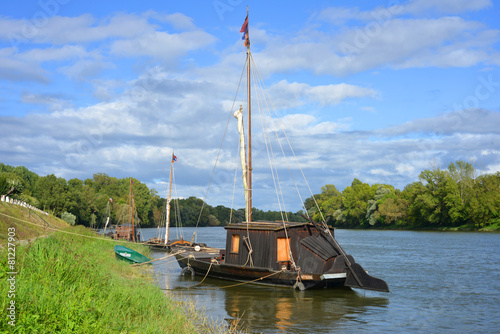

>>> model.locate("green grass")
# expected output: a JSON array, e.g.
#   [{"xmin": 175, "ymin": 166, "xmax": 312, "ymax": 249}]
[
  {"xmin": 0, "ymin": 202, "xmax": 69, "ymax": 244},
  {"xmin": 0, "ymin": 225, "xmax": 214, "ymax": 333},
  {"xmin": 0, "ymin": 204, "xmax": 243, "ymax": 333}
]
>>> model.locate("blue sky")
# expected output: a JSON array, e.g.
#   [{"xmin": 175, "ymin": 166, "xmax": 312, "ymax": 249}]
[{"xmin": 1, "ymin": 0, "xmax": 499, "ymax": 211}]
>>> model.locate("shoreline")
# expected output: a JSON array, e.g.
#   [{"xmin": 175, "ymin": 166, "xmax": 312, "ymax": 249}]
[{"xmin": 0, "ymin": 203, "xmax": 239, "ymax": 333}]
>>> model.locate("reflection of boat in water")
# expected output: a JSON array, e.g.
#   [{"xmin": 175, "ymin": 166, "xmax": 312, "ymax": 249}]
[
  {"xmin": 222, "ymin": 286, "xmax": 389, "ymax": 333},
  {"xmin": 174, "ymin": 9, "xmax": 389, "ymax": 292},
  {"xmin": 144, "ymin": 153, "xmax": 190, "ymax": 251}
]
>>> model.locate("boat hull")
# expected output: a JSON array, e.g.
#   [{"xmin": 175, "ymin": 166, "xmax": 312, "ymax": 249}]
[
  {"xmin": 174, "ymin": 250, "xmax": 346, "ymax": 290},
  {"xmin": 114, "ymin": 245, "xmax": 151, "ymax": 264},
  {"xmin": 145, "ymin": 239, "xmax": 191, "ymax": 252}
]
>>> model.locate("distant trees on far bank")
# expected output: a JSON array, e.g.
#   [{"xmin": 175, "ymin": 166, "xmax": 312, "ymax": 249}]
[
  {"xmin": 0, "ymin": 164, "xmax": 304, "ymax": 228},
  {"xmin": 2, "ymin": 161, "xmax": 499, "ymax": 230},
  {"xmin": 305, "ymin": 161, "xmax": 500, "ymax": 230}
]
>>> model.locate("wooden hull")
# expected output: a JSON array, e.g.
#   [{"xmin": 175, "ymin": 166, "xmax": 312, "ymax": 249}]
[
  {"xmin": 172, "ymin": 222, "xmax": 389, "ymax": 292},
  {"xmin": 174, "ymin": 249, "xmax": 346, "ymax": 290},
  {"xmin": 144, "ymin": 239, "xmax": 191, "ymax": 252}
]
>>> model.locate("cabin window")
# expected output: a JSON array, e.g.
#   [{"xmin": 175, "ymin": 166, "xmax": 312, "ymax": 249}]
[
  {"xmin": 277, "ymin": 237, "xmax": 290, "ymax": 262},
  {"xmin": 231, "ymin": 234, "xmax": 240, "ymax": 253}
]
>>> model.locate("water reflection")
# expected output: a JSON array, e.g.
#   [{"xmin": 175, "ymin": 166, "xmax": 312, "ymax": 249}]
[
  {"xmin": 222, "ymin": 284, "xmax": 388, "ymax": 333},
  {"xmin": 152, "ymin": 251, "xmax": 388, "ymax": 333},
  {"xmin": 144, "ymin": 227, "xmax": 500, "ymax": 333}
]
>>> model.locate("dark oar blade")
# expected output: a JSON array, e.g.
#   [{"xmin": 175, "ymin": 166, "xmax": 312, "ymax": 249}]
[{"xmin": 345, "ymin": 263, "xmax": 390, "ymax": 292}]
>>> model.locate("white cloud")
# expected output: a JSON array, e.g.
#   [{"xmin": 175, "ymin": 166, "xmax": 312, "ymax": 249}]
[
  {"xmin": 0, "ymin": 13, "xmax": 153, "ymax": 45},
  {"xmin": 380, "ymin": 109, "xmax": 500, "ymax": 136},
  {"xmin": 21, "ymin": 92, "xmax": 71, "ymax": 110},
  {"xmin": 259, "ymin": 7, "xmax": 497, "ymax": 76},
  {"xmin": 164, "ymin": 13, "xmax": 197, "ymax": 30},
  {"xmin": 399, "ymin": 0, "xmax": 492, "ymax": 15},
  {"xmin": 268, "ymin": 80, "xmax": 377, "ymax": 109},
  {"xmin": 1, "ymin": 4, "xmax": 499, "ymax": 210},
  {"xmin": 110, "ymin": 30, "xmax": 216, "ymax": 63},
  {"xmin": 0, "ymin": 56, "xmax": 48, "ymax": 82},
  {"xmin": 19, "ymin": 45, "xmax": 88, "ymax": 62},
  {"xmin": 58, "ymin": 59, "xmax": 115, "ymax": 81}
]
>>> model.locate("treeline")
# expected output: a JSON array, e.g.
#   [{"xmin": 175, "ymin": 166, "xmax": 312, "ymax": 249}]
[
  {"xmin": 305, "ymin": 161, "xmax": 500, "ymax": 230},
  {"xmin": 0, "ymin": 163, "xmax": 304, "ymax": 228}
]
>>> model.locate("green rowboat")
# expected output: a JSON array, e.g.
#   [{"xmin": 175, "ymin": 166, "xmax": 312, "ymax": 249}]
[{"xmin": 114, "ymin": 245, "xmax": 151, "ymax": 264}]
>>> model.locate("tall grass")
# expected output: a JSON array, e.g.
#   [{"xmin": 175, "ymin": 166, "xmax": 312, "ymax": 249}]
[{"xmin": 0, "ymin": 226, "xmax": 199, "ymax": 333}]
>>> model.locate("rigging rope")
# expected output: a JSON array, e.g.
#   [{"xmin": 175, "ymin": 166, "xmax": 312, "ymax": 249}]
[
  {"xmin": 249, "ymin": 53, "xmax": 298, "ymax": 270},
  {"xmin": 171, "ymin": 168, "xmax": 185, "ymax": 241}
]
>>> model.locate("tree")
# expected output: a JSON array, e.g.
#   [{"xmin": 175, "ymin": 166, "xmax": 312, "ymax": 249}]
[
  {"xmin": 61, "ymin": 212, "xmax": 76, "ymax": 225},
  {"xmin": 365, "ymin": 185, "xmax": 395, "ymax": 226},
  {"xmin": 34, "ymin": 174, "xmax": 70, "ymax": 216},
  {"xmin": 417, "ymin": 168, "xmax": 451, "ymax": 226},
  {"xmin": 378, "ymin": 196, "xmax": 408, "ymax": 225},
  {"xmin": 340, "ymin": 179, "xmax": 376, "ymax": 227},
  {"xmin": 468, "ymin": 172, "xmax": 500, "ymax": 227}
]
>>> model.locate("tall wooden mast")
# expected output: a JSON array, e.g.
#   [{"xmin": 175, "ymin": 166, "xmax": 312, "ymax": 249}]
[
  {"xmin": 129, "ymin": 178, "xmax": 135, "ymax": 242},
  {"xmin": 246, "ymin": 6, "xmax": 252, "ymax": 223},
  {"xmin": 164, "ymin": 152, "xmax": 175, "ymax": 244}
]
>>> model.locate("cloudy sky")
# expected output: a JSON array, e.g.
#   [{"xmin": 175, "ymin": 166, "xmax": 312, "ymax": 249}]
[{"xmin": 1, "ymin": 0, "xmax": 499, "ymax": 212}]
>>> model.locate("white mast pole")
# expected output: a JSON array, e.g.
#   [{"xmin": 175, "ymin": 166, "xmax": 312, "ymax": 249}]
[{"xmin": 164, "ymin": 152, "xmax": 174, "ymax": 244}]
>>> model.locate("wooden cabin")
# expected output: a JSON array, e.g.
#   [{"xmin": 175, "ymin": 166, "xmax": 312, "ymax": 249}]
[
  {"xmin": 224, "ymin": 221, "xmax": 341, "ymax": 273},
  {"xmin": 113, "ymin": 223, "xmax": 139, "ymax": 242}
]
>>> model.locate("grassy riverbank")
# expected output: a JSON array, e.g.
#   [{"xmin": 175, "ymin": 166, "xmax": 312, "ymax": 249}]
[
  {"xmin": 0, "ymin": 202, "xmax": 69, "ymax": 243},
  {"xmin": 0, "ymin": 206, "xmax": 238, "ymax": 333}
]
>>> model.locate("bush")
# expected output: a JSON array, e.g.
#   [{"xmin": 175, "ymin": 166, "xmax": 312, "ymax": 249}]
[{"xmin": 61, "ymin": 211, "xmax": 76, "ymax": 225}]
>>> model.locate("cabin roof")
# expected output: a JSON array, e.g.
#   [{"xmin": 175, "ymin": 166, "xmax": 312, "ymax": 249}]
[{"xmin": 225, "ymin": 221, "xmax": 311, "ymax": 231}]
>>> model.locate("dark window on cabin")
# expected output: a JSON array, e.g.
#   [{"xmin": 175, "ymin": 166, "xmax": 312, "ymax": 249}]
[
  {"xmin": 231, "ymin": 234, "xmax": 240, "ymax": 253},
  {"xmin": 277, "ymin": 237, "xmax": 290, "ymax": 262}
]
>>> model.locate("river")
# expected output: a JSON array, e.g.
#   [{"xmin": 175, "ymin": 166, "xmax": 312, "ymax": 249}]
[{"xmin": 140, "ymin": 227, "xmax": 500, "ymax": 333}]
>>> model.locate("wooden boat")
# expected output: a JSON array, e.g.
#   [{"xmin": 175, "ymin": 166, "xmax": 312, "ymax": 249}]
[
  {"xmin": 145, "ymin": 153, "xmax": 191, "ymax": 252},
  {"xmin": 113, "ymin": 179, "xmax": 141, "ymax": 242},
  {"xmin": 114, "ymin": 245, "xmax": 151, "ymax": 264},
  {"xmin": 174, "ymin": 10, "xmax": 389, "ymax": 292}
]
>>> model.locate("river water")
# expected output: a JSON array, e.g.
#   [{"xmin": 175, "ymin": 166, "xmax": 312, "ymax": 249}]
[{"xmin": 140, "ymin": 227, "xmax": 500, "ymax": 333}]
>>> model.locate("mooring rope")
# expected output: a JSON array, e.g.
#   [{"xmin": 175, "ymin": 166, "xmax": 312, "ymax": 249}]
[
  {"xmin": 162, "ymin": 268, "xmax": 283, "ymax": 291},
  {"xmin": 0, "ymin": 211, "xmax": 133, "ymax": 244},
  {"xmin": 131, "ymin": 250, "xmax": 185, "ymax": 267}
]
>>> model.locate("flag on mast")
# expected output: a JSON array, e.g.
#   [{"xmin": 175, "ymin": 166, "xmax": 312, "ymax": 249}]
[
  {"xmin": 240, "ymin": 15, "xmax": 249, "ymax": 46},
  {"xmin": 172, "ymin": 154, "xmax": 177, "ymax": 163}
]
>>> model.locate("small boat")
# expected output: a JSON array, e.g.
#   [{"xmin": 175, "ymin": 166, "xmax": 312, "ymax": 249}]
[
  {"xmin": 174, "ymin": 10, "xmax": 389, "ymax": 292},
  {"xmin": 113, "ymin": 179, "xmax": 141, "ymax": 242},
  {"xmin": 145, "ymin": 153, "xmax": 190, "ymax": 251},
  {"xmin": 114, "ymin": 245, "xmax": 151, "ymax": 264}
]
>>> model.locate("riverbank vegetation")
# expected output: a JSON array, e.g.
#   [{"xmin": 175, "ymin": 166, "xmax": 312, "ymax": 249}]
[
  {"xmin": 0, "ymin": 163, "xmax": 304, "ymax": 229},
  {"xmin": 2, "ymin": 161, "xmax": 499, "ymax": 231},
  {"xmin": 305, "ymin": 161, "xmax": 500, "ymax": 231},
  {"xmin": 0, "ymin": 218, "xmax": 237, "ymax": 333}
]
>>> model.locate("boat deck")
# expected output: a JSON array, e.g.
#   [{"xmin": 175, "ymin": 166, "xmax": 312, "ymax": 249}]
[{"xmin": 173, "ymin": 245, "xmax": 224, "ymax": 260}]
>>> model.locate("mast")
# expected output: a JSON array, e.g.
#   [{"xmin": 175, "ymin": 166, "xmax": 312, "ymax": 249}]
[
  {"xmin": 246, "ymin": 6, "xmax": 252, "ymax": 223},
  {"xmin": 129, "ymin": 178, "xmax": 135, "ymax": 242},
  {"xmin": 103, "ymin": 200, "xmax": 111, "ymax": 234},
  {"xmin": 164, "ymin": 152, "xmax": 175, "ymax": 244}
]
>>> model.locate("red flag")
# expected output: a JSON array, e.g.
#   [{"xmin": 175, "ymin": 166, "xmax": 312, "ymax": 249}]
[
  {"xmin": 240, "ymin": 15, "xmax": 248, "ymax": 33},
  {"xmin": 240, "ymin": 15, "xmax": 249, "ymax": 46},
  {"xmin": 172, "ymin": 155, "xmax": 177, "ymax": 163}
]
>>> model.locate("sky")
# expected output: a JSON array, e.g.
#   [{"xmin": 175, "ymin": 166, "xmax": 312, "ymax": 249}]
[{"xmin": 1, "ymin": 0, "xmax": 499, "ymax": 212}]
